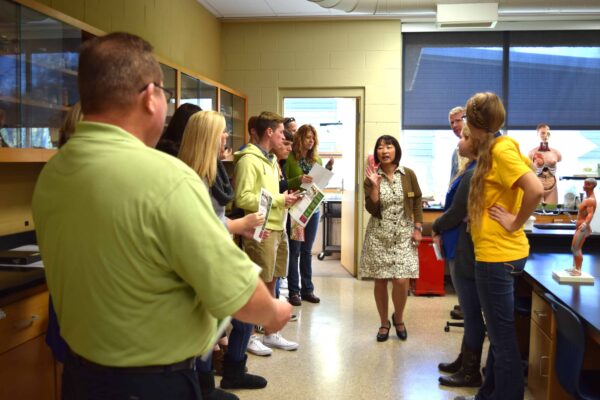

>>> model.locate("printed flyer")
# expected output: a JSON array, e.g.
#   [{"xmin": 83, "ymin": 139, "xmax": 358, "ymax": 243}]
[
  {"xmin": 290, "ymin": 183, "xmax": 325, "ymax": 228},
  {"xmin": 253, "ymin": 188, "xmax": 272, "ymax": 242}
]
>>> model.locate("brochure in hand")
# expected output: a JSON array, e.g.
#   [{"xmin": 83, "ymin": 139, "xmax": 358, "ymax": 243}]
[
  {"xmin": 300, "ymin": 163, "xmax": 334, "ymax": 191},
  {"xmin": 253, "ymin": 188, "xmax": 273, "ymax": 242},
  {"xmin": 290, "ymin": 183, "xmax": 325, "ymax": 228}
]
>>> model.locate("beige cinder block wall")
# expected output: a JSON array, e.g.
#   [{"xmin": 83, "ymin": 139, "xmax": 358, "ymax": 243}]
[
  {"xmin": 31, "ymin": 0, "xmax": 222, "ymax": 80},
  {"xmin": 221, "ymin": 20, "xmax": 402, "ymax": 269}
]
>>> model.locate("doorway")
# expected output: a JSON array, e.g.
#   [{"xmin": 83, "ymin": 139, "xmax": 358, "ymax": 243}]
[{"xmin": 279, "ymin": 88, "xmax": 364, "ymax": 276}]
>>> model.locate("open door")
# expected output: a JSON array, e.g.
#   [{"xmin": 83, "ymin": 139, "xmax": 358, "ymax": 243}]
[
  {"xmin": 339, "ymin": 99, "xmax": 357, "ymax": 275},
  {"xmin": 280, "ymin": 88, "xmax": 364, "ymax": 277}
]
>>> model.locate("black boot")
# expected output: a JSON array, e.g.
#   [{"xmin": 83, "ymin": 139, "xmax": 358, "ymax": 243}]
[
  {"xmin": 220, "ymin": 355, "xmax": 267, "ymax": 389},
  {"xmin": 439, "ymin": 346, "xmax": 482, "ymax": 387},
  {"xmin": 197, "ymin": 370, "xmax": 239, "ymax": 400},
  {"xmin": 438, "ymin": 340, "xmax": 464, "ymax": 373}
]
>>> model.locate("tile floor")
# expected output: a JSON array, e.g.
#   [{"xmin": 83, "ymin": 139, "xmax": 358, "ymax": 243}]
[{"xmin": 223, "ymin": 257, "xmax": 534, "ymax": 400}]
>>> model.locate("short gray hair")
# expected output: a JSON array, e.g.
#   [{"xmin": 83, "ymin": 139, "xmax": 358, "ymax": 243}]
[{"xmin": 448, "ymin": 106, "xmax": 465, "ymax": 118}]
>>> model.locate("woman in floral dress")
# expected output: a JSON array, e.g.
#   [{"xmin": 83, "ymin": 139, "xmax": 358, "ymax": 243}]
[{"xmin": 361, "ymin": 135, "xmax": 423, "ymax": 342}]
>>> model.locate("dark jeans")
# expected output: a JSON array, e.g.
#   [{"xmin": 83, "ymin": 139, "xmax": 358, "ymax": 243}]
[
  {"xmin": 46, "ymin": 296, "xmax": 67, "ymax": 363},
  {"xmin": 226, "ymin": 319, "xmax": 253, "ymax": 362},
  {"xmin": 449, "ymin": 260, "xmax": 486, "ymax": 350},
  {"xmin": 288, "ymin": 210, "xmax": 320, "ymax": 295},
  {"xmin": 62, "ymin": 352, "xmax": 202, "ymax": 400},
  {"xmin": 475, "ymin": 258, "xmax": 527, "ymax": 400},
  {"xmin": 195, "ymin": 355, "xmax": 212, "ymax": 374}
]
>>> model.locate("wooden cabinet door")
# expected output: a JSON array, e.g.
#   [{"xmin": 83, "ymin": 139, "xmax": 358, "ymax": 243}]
[
  {"xmin": 0, "ymin": 335, "xmax": 56, "ymax": 400},
  {"xmin": 529, "ymin": 321, "xmax": 551, "ymax": 400}
]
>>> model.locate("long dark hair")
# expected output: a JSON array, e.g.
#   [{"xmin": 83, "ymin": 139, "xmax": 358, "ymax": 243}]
[
  {"xmin": 156, "ymin": 103, "xmax": 201, "ymax": 156},
  {"xmin": 373, "ymin": 135, "xmax": 402, "ymax": 165}
]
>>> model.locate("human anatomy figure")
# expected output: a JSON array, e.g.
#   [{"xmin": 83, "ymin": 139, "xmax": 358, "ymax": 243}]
[
  {"xmin": 568, "ymin": 178, "xmax": 597, "ymax": 276},
  {"xmin": 528, "ymin": 123, "xmax": 562, "ymax": 204}
]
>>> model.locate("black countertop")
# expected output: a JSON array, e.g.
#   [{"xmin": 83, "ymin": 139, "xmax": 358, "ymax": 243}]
[
  {"xmin": 0, "ymin": 231, "xmax": 44, "ymax": 299},
  {"xmin": 0, "ymin": 268, "xmax": 46, "ymax": 300},
  {"xmin": 525, "ymin": 253, "xmax": 600, "ymax": 335}
]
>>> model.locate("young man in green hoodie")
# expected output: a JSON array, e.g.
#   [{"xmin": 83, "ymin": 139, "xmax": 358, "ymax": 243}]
[{"xmin": 234, "ymin": 111, "xmax": 301, "ymax": 352}]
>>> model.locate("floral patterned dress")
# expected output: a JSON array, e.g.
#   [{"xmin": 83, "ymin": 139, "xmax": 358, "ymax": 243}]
[{"xmin": 360, "ymin": 169, "xmax": 419, "ymax": 279}]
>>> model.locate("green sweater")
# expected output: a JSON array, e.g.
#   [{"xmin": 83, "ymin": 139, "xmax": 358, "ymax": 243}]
[{"xmin": 285, "ymin": 152, "xmax": 323, "ymax": 191}]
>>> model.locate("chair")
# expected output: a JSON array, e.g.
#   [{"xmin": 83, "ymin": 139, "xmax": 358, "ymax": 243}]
[
  {"xmin": 444, "ymin": 306, "xmax": 464, "ymax": 332},
  {"xmin": 544, "ymin": 293, "xmax": 600, "ymax": 400},
  {"xmin": 444, "ymin": 320, "xmax": 464, "ymax": 332}
]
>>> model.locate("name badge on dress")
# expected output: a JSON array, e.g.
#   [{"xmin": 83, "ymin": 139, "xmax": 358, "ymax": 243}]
[{"xmin": 407, "ymin": 192, "xmax": 415, "ymax": 198}]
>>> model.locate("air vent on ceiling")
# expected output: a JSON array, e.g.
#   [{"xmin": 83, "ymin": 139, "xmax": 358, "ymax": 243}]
[{"xmin": 437, "ymin": 3, "xmax": 498, "ymax": 29}]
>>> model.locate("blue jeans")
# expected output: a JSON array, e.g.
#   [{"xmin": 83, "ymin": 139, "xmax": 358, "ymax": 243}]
[
  {"xmin": 225, "ymin": 319, "xmax": 253, "ymax": 363},
  {"xmin": 475, "ymin": 258, "xmax": 527, "ymax": 400},
  {"xmin": 449, "ymin": 260, "xmax": 486, "ymax": 350},
  {"xmin": 288, "ymin": 210, "xmax": 320, "ymax": 295}
]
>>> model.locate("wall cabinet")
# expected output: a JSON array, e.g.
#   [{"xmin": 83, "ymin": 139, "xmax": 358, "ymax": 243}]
[
  {"xmin": 178, "ymin": 73, "xmax": 247, "ymax": 153},
  {"xmin": 220, "ymin": 89, "xmax": 246, "ymax": 154},
  {"xmin": 1, "ymin": 0, "xmax": 247, "ymax": 163},
  {"xmin": 0, "ymin": 0, "xmax": 82, "ymax": 153},
  {"xmin": 180, "ymin": 72, "xmax": 218, "ymax": 112},
  {"xmin": 160, "ymin": 63, "xmax": 178, "ymax": 121}
]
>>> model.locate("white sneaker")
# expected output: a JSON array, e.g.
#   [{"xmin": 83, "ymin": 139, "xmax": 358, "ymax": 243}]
[
  {"xmin": 262, "ymin": 333, "xmax": 299, "ymax": 351},
  {"xmin": 247, "ymin": 335, "xmax": 272, "ymax": 356},
  {"xmin": 280, "ymin": 277, "xmax": 288, "ymax": 289}
]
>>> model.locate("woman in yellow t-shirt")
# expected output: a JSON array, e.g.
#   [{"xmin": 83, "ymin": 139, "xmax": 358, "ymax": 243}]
[{"xmin": 455, "ymin": 92, "xmax": 543, "ymax": 400}]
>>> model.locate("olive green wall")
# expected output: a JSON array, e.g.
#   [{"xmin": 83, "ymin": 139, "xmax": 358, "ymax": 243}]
[
  {"xmin": 221, "ymin": 20, "xmax": 401, "ymax": 148},
  {"xmin": 221, "ymin": 20, "xmax": 403, "ymax": 269},
  {"xmin": 33, "ymin": 0, "xmax": 222, "ymax": 80}
]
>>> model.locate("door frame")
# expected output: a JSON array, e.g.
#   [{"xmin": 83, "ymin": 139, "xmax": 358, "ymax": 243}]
[{"xmin": 278, "ymin": 87, "xmax": 365, "ymax": 277}]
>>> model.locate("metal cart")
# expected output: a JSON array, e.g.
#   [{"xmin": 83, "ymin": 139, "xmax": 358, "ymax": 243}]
[{"xmin": 317, "ymin": 200, "xmax": 341, "ymax": 260}]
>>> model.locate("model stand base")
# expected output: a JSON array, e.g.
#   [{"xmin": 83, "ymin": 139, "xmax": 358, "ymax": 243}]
[{"xmin": 552, "ymin": 269, "xmax": 595, "ymax": 284}]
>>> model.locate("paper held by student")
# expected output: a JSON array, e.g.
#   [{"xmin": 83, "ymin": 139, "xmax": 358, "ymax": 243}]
[
  {"xmin": 290, "ymin": 183, "xmax": 325, "ymax": 228},
  {"xmin": 253, "ymin": 188, "xmax": 273, "ymax": 242},
  {"xmin": 433, "ymin": 242, "xmax": 443, "ymax": 261},
  {"xmin": 300, "ymin": 163, "xmax": 334, "ymax": 190}
]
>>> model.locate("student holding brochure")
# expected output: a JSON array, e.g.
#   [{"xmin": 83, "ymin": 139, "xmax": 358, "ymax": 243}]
[
  {"xmin": 285, "ymin": 124, "xmax": 334, "ymax": 306},
  {"xmin": 234, "ymin": 111, "xmax": 301, "ymax": 353}
]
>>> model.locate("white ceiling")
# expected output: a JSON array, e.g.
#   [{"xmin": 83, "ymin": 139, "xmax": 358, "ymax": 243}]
[
  {"xmin": 197, "ymin": 0, "xmax": 600, "ymax": 20},
  {"xmin": 197, "ymin": 0, "xmax": 347, "ymax": 18}
]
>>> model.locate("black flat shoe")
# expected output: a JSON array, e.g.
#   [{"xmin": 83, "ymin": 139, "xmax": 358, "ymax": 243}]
[
  {"xmin": 376, "ymin": 320, "xmax": 391, "ymax": 342},
  {"xmin": 392, "ymin": 313, "xmax": 407, "ymax": 341}
]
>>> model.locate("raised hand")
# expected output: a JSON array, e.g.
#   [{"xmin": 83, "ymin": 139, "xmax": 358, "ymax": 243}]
[
  {"xmin": 325, "ymin": 157, "xmax": 335, "ymax": 170},
  {"xmin": 366, "ymin": 164, "xmax": 382, "ymax": 187}
]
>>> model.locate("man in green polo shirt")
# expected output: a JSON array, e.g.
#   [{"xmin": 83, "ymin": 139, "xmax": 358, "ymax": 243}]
[{"xmin": 32, "ymin": 32, "xmax": 291, "ymax": 400}]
